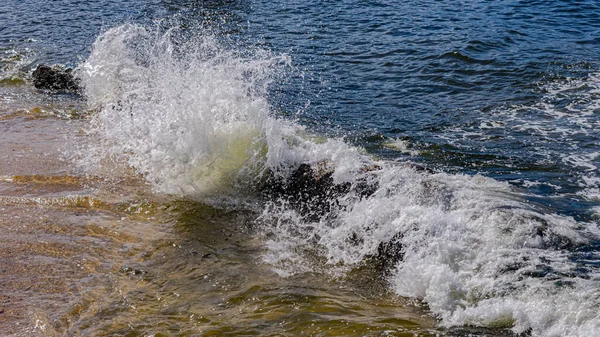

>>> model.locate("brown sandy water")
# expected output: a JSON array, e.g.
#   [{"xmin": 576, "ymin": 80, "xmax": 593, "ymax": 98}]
[{"xmin": 0, "ymin": 84, "xmax": 515, "ymax": 336}]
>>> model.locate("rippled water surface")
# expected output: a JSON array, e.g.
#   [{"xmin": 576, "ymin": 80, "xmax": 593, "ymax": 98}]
[{"xmin": 1, "ymin": 1, "xmax": 600, "ymax": 336}]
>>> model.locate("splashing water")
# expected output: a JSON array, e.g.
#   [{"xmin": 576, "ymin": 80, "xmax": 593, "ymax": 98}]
[
  {"xmin": 77, "ymin": 23, "xmax": 600, "ymax": 337},
  {"xmin": 79, "ymin": 23, "xmax": 286, "ymax": 195}
]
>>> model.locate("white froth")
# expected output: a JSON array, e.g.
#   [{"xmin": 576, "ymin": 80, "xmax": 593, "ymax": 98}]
[
  {"xmin": 474, "ymin": 72, "xmax": 600, "ymax": 205},
  {"xmin": 382, "ymin": 138, "xmax": 420, "ymax": 156},
  {"xmin": 563, "ymin": 152, "xmax": 600, "ymax": 172},
  {"xmin": 579, "ymin": 175, "xmax": 600, "ymax": 202}
]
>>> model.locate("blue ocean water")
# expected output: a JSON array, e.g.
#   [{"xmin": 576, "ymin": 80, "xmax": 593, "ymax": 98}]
[
  {"xmin": 246, "ymin": 1, "xmax": 600, "ymax": 216},
  {"xmin": 2, "ymin": 1, "xmax": 600, "ymax": 336}
]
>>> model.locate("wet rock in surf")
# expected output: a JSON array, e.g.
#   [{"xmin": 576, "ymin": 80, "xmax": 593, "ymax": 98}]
[
  {"xmin": 262, "ymin": 163, "xmax": 347, "ymax": 221},
  {"xmin": 262, "ymin": 163, "xmax": 379, "ymax": 222},
  {"xmin": 375, "ymin": 232, "xmax": 405, "ymax": 273},
  {"xmin": 32, "ymin": 65, "xmax": 80, "ymax": 92}
]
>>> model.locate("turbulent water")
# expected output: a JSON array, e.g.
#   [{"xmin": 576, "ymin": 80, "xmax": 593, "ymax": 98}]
[{"xmin": 2, "ymin": 1, "xmax": 600, "ymax": 336}]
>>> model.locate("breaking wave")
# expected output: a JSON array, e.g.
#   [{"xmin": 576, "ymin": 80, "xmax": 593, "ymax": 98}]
[{"xmin": 77, "ymin": 24, "xmax": 600, "ymax": 337}]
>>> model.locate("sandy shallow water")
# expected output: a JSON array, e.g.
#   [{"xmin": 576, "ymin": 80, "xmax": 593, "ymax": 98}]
[{"xmin": 0, "ymin": 97, "xmax": 171, "ymax": 335}]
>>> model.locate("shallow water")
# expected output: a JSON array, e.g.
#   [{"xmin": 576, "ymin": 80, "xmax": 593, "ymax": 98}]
[{"xmin": 1, "ymin": 1, "xmax": 600, "ymax": 336}]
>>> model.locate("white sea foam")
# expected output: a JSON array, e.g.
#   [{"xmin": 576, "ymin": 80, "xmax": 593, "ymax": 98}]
[
  {"xmin": 579, "ymin": 175, "xmax": 600, "ymax": 202},
  {"xmin": 472, "ymin": 72, "xmax": 600, "ymax": 202},
  {"xmin": 78, "ymin": 24, "xmax": 600, "ymax": 337},
  {"xmin": 382, "ymin": 138, "xmax": 420, "ymax": 156},
  {"xmin": 0, "ymin": 48, "xmax": 33, "ymax": 81}
]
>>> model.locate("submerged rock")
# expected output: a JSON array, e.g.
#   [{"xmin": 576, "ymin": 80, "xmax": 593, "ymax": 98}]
[{"xmin": 32, "ymin": 65, "xmax": 80, "ymax": 92}]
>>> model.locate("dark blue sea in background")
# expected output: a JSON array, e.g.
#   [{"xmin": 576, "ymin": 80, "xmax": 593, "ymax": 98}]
[
  {"xmin": 247, "ymin": 0, "xmax": 600, "ymax": 222},
  {"xmin": 2, "ymin": 1, "xmax": 600, "ymax": 336}
]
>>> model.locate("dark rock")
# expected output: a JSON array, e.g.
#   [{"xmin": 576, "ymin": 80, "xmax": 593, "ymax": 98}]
[
  {"xmin": 262, "ymin": 163, "xmax": 347, "ymax": 221},
  {"xmin": 375, "ymin": 232, "xmax": 405, "ymax": 273},
  {"xmin": 32, "ymin": 65, "xmax": 80, "ymax": 92},
  {"xmin": 262, "ymin": 163, "xmax": 379, "ymax": 222}
]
